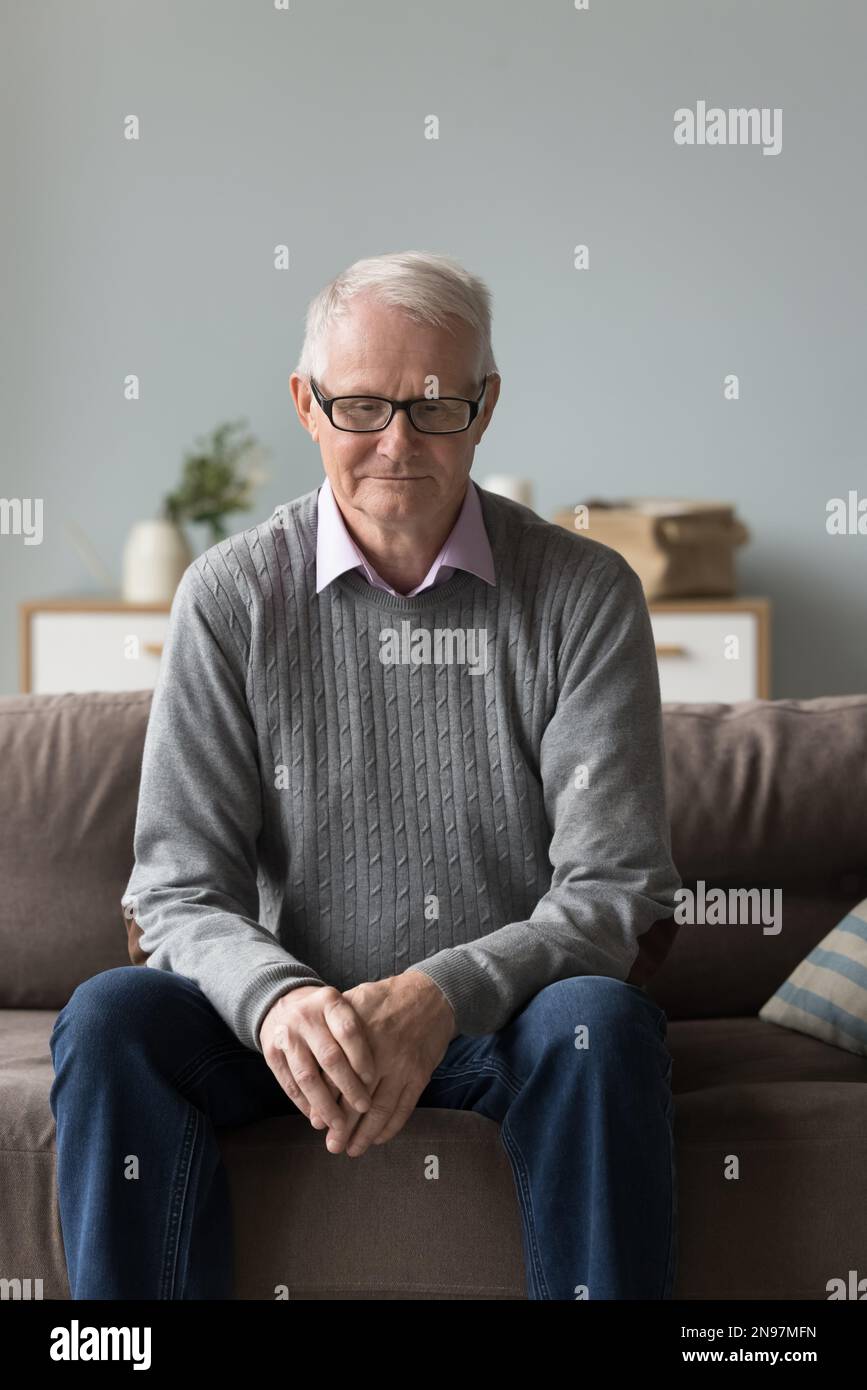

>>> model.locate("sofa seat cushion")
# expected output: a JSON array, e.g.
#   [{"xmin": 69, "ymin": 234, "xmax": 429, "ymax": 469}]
[
  {"xmin": 666, "ymin": 1018, "xmax": 867, "ymax": 1299},
  {"xmin": 4, "ymin": 1010, "xmax": 866, "ymax": 1299},
  {"xmin": 9, "ymin": 1011, "xmax": 861, "ymax": 1153},
  {"xmin": 667, "ymin": 1016, "xmax": 867, "ymax": 1094},
  {"xmin": 0, "ymin": 1010, "xmax": 526, "ymax": 1299},
  {"xmin": 0, "ymin": 1010, "xmax": 59, "ymax": 1152}
]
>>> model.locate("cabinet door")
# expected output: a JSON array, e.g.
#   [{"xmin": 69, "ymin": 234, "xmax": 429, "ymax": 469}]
[
  {"xmin": 30, "ymin": 612, "xmax": 169, "ymax": 693},
  {"xmin": 650, "ymin": 611, "xmax": 758, "ymax": 702}
]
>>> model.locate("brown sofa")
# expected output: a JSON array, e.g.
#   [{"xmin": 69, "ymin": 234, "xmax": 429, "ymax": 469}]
[{"xmin": 1, "ymin": 689, "xmax": 866, "ymax": 1300}]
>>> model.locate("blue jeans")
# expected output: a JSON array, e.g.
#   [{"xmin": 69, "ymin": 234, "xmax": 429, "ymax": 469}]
[{"xmin": 49, "ymin": 967, "xmax": 677, "ymax": 1300}]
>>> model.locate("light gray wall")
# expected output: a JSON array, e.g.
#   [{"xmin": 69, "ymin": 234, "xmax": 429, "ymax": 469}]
[{"xmin": 2, "ymin": 0, "xmax": 865, "ymax": 697}]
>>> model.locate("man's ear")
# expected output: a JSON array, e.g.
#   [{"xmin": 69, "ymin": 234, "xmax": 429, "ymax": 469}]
[
  {"xmin": 476, "ymin": 373, "xmax": 501, "ymax": 441},
  {"xmin": 289, "ymin": 373, "xmax": 320, "ymax": 441}
]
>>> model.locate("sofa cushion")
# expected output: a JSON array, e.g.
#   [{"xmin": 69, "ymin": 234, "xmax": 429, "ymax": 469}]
[
  {"xmin": 1, "ymin": 1009, "xmax": 527, "ymax": 1300},
  {"xmin": 3, "ymin": 689, "xmax": 867, "ymax": 1019},
  {"xmin": 0, "ymin": 692, "xmax": 148, "ymax": 1009},
  {"xmin": 758, "ymin": 896, "xmax": 867, "ymax": 1056},
  {"xmin": 666, "ymin": 1014, "xmax": 867, "ymax": 1093},
  {"xmin": 6, "ymin": 1009, "xmax": 865, "ymax": 1300},
  {"xmin": 647, "ymin": 888, "xmax": 866, "ymax": 1020},
  {"xmin": 661, "ymin": 695, "xmax": 867, "ymax": 884},
  {"xmin": 650, "ymin": 695, "xmax": 867, "ymax": 1018}
]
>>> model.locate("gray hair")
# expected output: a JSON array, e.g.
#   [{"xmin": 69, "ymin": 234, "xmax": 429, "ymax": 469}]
[{"xmin": 295, "ymin": 249, "xmax": 498, "ymax": 384}]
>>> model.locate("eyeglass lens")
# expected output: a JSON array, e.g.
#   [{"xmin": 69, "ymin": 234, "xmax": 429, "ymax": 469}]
[{"xmin": 331, "ymin": 397, "xmax": 471, "ymax": 433}]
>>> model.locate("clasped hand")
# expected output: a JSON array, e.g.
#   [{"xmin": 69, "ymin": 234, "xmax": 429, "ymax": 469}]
[{"xmin": 259, "ymin": 970, "xmax": 456, "ymax": 1158}]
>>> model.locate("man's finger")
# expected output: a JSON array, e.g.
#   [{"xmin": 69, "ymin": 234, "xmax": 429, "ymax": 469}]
[
  {"xmin": 271, "ymin": 1000, "xmax": 376, "ymax": 1123},
  {"xmin": 341, "ymin": 1074, "xmax": 404, "ymax": 1157},
  {"xmin": 309, "ymin": 1075, "xmax": 341, "ymax": 1130},
  {"xmin": 324, "ymin": 995, "xmax": 378, "ymax": 1092},
  {"xmin": 304, "ymin": 1010, "xmax": 376, "ymax": 1114},
  {"xmin": 371, "ymin": 1082, "xmax": 420, "ymax": 1146},
  {"xmin": 283, "ymin": 1037, "xmax": 350, "ymax": 1131},
  {"xmin": 324, "ymin": 1090, "xmax": 366, "ymax": 1152},
  {"xmin": 267, "ymin": 1040, "xmax": 314, "ymax": 1118}
]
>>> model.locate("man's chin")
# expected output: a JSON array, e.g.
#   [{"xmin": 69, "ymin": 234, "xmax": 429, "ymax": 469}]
[{"xmin": 357, "ymin": 478, "xmax": 435, "ymax": 510}]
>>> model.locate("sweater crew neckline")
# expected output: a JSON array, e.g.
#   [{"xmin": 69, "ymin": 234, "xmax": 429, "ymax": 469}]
[{"xmin": 332, "ymin": 564, "xmax": 483, "ymax": 611}]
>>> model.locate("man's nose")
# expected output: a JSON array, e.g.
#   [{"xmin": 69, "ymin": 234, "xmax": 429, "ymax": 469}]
[{"xmin": 378, "ymin": 408, "xmax": 420, "ymax": 452}]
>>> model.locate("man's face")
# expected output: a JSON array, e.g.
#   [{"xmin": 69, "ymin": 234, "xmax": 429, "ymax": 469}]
[{"xmin": 291, "ymin": 295, "xmax": 500, "ymax": 528}]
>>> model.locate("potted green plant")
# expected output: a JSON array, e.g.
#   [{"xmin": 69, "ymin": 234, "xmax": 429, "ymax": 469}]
[{"xmin": 122, "ymin": 419, "xmax": 270, "ymax": 602}]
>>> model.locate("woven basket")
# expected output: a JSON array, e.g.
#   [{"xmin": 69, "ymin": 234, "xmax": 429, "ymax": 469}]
[{"xmin": 551, "ymin": 498, "xmax": 750, "ymax": 599}]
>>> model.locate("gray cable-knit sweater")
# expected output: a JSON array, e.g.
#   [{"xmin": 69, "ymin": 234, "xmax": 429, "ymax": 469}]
[{"xmin": 121, "ymin": 483, "xmax": 682, "ymax": 1053}]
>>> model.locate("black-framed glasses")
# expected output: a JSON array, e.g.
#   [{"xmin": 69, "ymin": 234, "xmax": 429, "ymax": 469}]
[{"xmin": 309, "ymin": 376, "xmax": 488, "ymax": 434}]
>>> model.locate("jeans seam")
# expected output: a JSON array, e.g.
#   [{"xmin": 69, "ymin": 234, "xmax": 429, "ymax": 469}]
[
  {"xmin": 429, "ymin": 1060, "xmax": 541, "ymax": 1295},
  {"xmin": 161, "ymin": 1104, "xmax": 198, "ymax": 1299},
  {"xmin": 499, "ymin": 1113, "xmax": 551, "ymax": 1300}
]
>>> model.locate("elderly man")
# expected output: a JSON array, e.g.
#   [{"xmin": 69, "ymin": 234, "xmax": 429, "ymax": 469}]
[{"xmin": 50, "ymin": 250, "xmax": 682, "ymax": 1301}]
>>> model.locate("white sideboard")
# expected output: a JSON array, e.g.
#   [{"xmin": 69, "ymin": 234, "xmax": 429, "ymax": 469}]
[
  {"xmin": 649, "ymin": 597, "xmax": 770, "ymax": 701},
  {"xmin": 20, "ymin": 600, "xmax": 171, "ymax": 694},
  {"xmin": 20, "ymin": 596, "xmax": 771, "ymax": 700}
]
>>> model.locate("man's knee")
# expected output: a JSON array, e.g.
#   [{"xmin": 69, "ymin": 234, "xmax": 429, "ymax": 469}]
[
  {"xmin": 530, "ymin": 974, "xmax": 665, "ymax": 1038},
  {"xmin": 50, "ymin": 965, "xmax": 196, "ymax": 1057}
]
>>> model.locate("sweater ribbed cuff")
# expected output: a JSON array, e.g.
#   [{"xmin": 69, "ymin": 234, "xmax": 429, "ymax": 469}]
[
  {"xmin": 245, "ymin": 967, "xmax": 325, "ymax": 1054},
  {"xmin": 405, "ymin": 950, "xmax": 500, "ymax": 1038}
]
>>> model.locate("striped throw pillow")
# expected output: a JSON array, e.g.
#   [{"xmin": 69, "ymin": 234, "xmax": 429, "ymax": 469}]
[{"xmin": 759, "ymin": 897, "xmax": 867, "ymax": 1056}]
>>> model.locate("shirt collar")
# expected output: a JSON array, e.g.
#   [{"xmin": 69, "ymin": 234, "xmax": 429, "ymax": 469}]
[{"xmin": 315, "ymin": 474, "xmax": 496, "ymax": 596}]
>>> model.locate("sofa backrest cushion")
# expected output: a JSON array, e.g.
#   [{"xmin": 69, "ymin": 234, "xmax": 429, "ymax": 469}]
[
  {"xmin": 650, "ymin": 696, "xmax": 867, "ymax": 1017},
  {"xmin": 1, "ymin": 689, "xmax": 865, "ymax": 1018},
  {"xmin": 0, "ymin": 691, "xmax": 150, "ymax": 1008}
]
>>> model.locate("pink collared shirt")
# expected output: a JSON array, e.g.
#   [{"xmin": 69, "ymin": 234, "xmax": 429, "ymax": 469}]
[{"xmin": 315, "ymin": 475, "xmax": 496, "ymax": 596}]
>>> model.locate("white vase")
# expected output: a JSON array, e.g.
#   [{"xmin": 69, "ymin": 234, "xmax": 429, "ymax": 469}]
[
  {"xmin": 122, "ymin": 519, "xmax": 192, "ymax": 603},
  {"xmin": 479, "ymin": 474, "xmax": 534, "ymax": 508}
]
